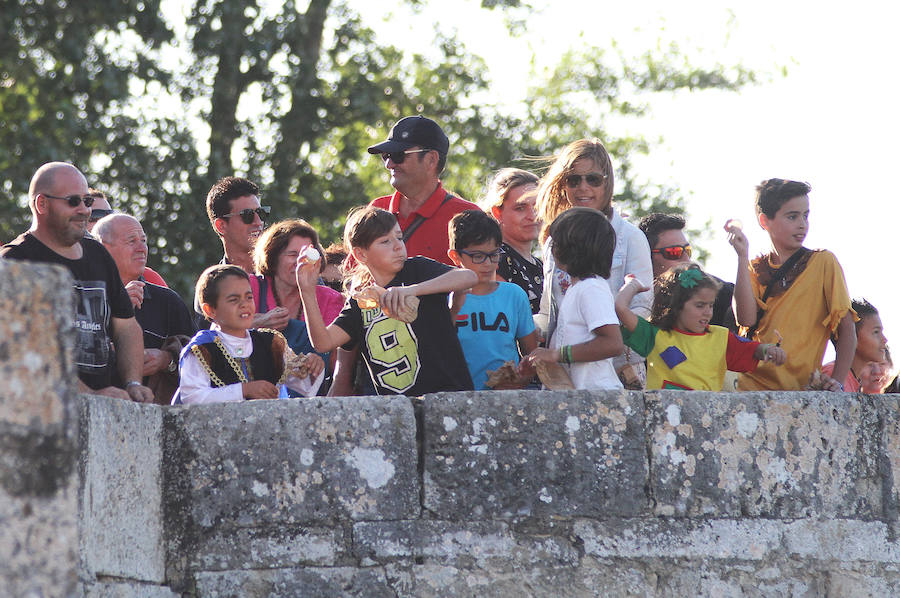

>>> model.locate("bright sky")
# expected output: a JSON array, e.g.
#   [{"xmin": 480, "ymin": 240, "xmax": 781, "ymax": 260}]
[{"xmin": 354, "ymin": 0, "xmax": 900, "ymax": 361}]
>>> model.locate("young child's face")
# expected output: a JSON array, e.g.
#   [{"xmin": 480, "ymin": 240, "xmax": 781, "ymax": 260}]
[
  {"xmin": 203, "ymin": 275, "xmax": 255, "ymax": 337},
  {"xmin": 675, "ymin": 286, "xmax": 717, "ymax": 334},
  {"xmin": 857, "ymin": 314, "xmax": 888, "ymax": 363},
  {"xmin": 861, "ymin": 359, "xmax": 893, "ymax": 394},
  {"xmin": 761, "ymin": 194, "xmax": 809, "ymax": 253},
  {"xmin": 358, "ymin": 223, "xmax": 407, "ymax": 275},
  {"xmin": 454, "ymin": 239, "xmax": 501, "ymax": 286},
  {"xmin": 563, "ymin": 158, "xmax": 609, "ymax": 214}
]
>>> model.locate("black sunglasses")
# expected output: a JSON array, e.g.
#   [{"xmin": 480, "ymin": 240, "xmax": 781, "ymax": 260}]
[
  {"xmin": 43, "ymin": 193, "xmax": 95, "ymax": 208},
  {"xmin": 89, "ymin": 208, "xmax": 114, "ymax": 222},
  {"xmin": 564, "ymin": 173, "xmax": 607, "ymax": 188},
  {"xmin": 651, "ymin": 244, "xmax": 692, "ymax": 260},
  {"xmin": 221, "ymin": 206, "xmax": 271, "ymax": 224},
  {"xmin": 380, "ymin": 148, "xmax": 432, "ymax": 165}
]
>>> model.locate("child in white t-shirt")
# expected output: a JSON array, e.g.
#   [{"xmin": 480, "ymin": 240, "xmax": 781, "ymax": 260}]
[{"xmin": 525, "ymin": 207, "xmax": 624, "ymax": 390}]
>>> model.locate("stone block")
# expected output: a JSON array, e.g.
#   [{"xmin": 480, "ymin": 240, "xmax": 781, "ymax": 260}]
[
  {"xmin": 382, "ymin": 560, "xmax": 658, "ymax": 598},
  {"xmin": 782, "ymin": 519, "xmax": 900, "ymax": 562},
  {"xmin": 0, "ymin": 261, "xmax": 81, "ymax": 597},
  {"xmin": 193, "ymin": 567, "xmax": 394, "ymax": 598},
  {"xmin": 877, "ymin": 395, "xmax": 900, "ymax": 519},
  {"xmin": 354, "ymin": 520, "xmax": 578, "ymax": 568},
  {"xmin": 655, "ymin": 562, "xmax": 823, "ymax": 598},
  {"xmin": 575, "ymin": 517, "xmax": 784, "ymax": 560},
  {"xmin": 422, "ymin": 389, "xmax": 647, "ymax": 518},
  {"xmin": 79, "ymin": 396, "xmax": 165, "ymax": 582},
  {"xmin": 647, "ymin": 391, "xmax": 882, "ymax": 518},
  {"xmin": 0, "ymin": 260, "xmax": 77, "ymax": 428},
  {"xmin": 191, "ymin": 525, "xmax": 345, "ymax": 570},
  {"xmin": 163, "ymin": 396, "xmax": 417, "ymax": 583},
  {"xmin": 83, "ymin": 581, "xmax": 180, "ymax": 598}
]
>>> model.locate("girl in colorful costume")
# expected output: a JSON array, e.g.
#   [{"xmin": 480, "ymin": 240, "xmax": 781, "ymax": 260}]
[
  {"xmin": 173, "ymin": 265, "xmax": 324, "ymax": 405},
  {"xmin": 616, "ymin": 263, "xmax": 786, "ymax": 391}
]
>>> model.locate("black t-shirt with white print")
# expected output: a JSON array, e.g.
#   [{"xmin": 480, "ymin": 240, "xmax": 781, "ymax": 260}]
[
  {"xmin": 334, "ymin": 257, "xmax": 473, "ymax": 396},
  {"xmin": 1, "ymin": 232, "xmax": 134, "ymax": 390}
]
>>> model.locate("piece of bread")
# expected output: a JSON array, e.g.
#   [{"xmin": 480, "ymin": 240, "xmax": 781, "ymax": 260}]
[
  {"xmin": 285, "ymin": 351, "xmax": 311, "ymax": 378},
  {"xmin": 535, "ymin": 361, "xmax": 575, "ymax": 390},
  {"xmin": 351, "ymin": 285, "xmax": 419, "ymax": 323},
  {"xmin": 485, "ymin": 360, "xmax": 520, "ymax": 389}
]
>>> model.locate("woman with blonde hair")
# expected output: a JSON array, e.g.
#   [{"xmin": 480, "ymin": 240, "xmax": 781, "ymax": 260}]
[{"xmin": 534, "ymin": 138, "xmax": 653, "ymax": 388}]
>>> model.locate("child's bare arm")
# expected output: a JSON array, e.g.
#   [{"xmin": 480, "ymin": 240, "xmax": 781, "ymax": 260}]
[
  {"xmin": 242, "ymin": 380, "xmax": 279, "ymax": 400},
  {"xmin": 726, "ymin": 223, "xmax": 757, "ymax": 327},
  {"xmin": 829, "ymin": 311, "xmax": 858, "ymax": 389},
  {"xmin": 382, "ymin": 268, "xmax": 478, "ymax": 316},
  {"xmin": 753, "ymin": 343, "xmax": 787, "ymax": 365},
  {"xmin": 517, "ymin": 330, "xmax": 539, "ymax": 357},
  {"xmin": 616, "ymin": 276, "xmax": 648, "ymax": 332},
  {"xmin": 297, "ymin": 260, "xmax": 351, "ymax": 352},
  {"xmin": 527, "ymin": 324, "xmax": 623, "ymax": 365}
]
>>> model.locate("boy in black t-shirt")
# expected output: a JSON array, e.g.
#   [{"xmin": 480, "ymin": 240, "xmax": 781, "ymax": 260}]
[{"xmin": 299, "ymin": 207, "xmax": 477, "ymax": 396}]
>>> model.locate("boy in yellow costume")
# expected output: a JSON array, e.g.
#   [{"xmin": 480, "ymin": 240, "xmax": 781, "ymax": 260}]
[{"xmin": 728, "ymin": 179, "xmax": 856, "ymax": 391}]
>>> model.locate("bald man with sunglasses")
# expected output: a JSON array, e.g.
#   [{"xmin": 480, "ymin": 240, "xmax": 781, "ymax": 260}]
[
  {"xmin": 639, "ymin": 212, "xmax": 737, "ymax": 333},
  {"xmin": 1, "ymin": 162, "xmax": 154, "ymax": 402}
]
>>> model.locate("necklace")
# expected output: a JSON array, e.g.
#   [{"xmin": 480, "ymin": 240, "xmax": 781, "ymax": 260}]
[{"xmin": 191, "ymin": 336, "xmax": 250, "ymax": 386}]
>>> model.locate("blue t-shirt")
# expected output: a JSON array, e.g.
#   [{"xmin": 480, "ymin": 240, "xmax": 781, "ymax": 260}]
[{"xmin": 454, "ymin": 281, "xmax": 535, "ymax": 390}]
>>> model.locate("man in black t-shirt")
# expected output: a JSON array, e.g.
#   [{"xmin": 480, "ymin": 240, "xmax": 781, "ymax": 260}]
[
  {"xmin": 95, "ymin": 213, "xmax": 196, "ymax": 404},
  {"xmin": 0, "ymin": 162, "xmax": 154, "ymax": 402}
]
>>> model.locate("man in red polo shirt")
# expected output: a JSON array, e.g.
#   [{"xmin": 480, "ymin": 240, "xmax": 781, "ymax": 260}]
[
  {"xmin": 330, "ymin": 116, "xmax": 479, "ymax": 397},
  {"xmin": 366, "ymin": 115, "xmax": 478, "ymax": 265}
]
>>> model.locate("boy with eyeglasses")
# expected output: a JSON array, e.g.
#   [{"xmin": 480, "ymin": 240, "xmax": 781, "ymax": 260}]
[
  {"xmin": 639, "ymin": 212, "xmax": 737, "ymax": 333},
  {"xmin": 448, "ymin": 210, "xmax": 538, "ymax": 389}
]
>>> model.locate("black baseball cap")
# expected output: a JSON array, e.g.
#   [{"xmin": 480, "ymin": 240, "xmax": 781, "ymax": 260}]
[{"xmin": 367, "ymin": 116, "xmax": 450, "ymax": 155}]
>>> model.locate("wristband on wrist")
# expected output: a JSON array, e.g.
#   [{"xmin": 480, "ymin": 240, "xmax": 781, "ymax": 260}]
[{"xmin": 125, "ymin": 380, "xmax": 142, "ymax": 389}]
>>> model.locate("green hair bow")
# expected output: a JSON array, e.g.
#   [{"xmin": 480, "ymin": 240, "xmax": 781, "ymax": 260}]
[{"xmin": 678, "ymin": 268, "xmax": 703, "ymax": 289}]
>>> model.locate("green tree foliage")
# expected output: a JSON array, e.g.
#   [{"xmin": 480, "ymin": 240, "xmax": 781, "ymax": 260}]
[{"xmin": 0, "ymin": 0, "xmax": 755, "ymax": 300}]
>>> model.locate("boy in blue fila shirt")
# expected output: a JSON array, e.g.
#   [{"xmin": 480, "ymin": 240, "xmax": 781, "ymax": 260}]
[{"xmin": 449, "ymin": 210, "xmax": 538, "ymax": 389}]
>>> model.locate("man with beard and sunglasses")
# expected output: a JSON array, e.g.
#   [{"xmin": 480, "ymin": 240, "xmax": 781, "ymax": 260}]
[
  {"xmin": 365, "ymin": 115, "xmax": 479, "ymax": 265},
  {"xmin": 205, "ymin": 176, "xmax": 288, "ymax": 331},
  {"xmin": 0, "ymin": 162, "xmax": 154, "ymax": 402},
  {"xmin": 639, "ymin": 212, "xmax": 737, "ymax": 333}
]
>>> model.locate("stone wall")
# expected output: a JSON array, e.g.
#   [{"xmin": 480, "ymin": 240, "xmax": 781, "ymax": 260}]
[{"xmin": 5, "ymin": 261, "xmax": 900, "ymax": 597}]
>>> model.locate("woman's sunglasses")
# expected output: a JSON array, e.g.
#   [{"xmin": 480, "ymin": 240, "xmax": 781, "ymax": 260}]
[
  {"xmin": 564, "ymin": 173, "xmax": 607, "ymax": 188},
  {"xmin": 220, "ymin": 206, "xmax": 271, "ymax": 224},
  {"xmin": 43, "ymin": 193, "xmax": 95, "ymax": 208},
  {"xmin": 651, "ymin": 243, "xmax": 692, "ymax": 260},
  {"xmin": 380, "ymin": 149, "xmax": 432, "ymax": 165}
]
